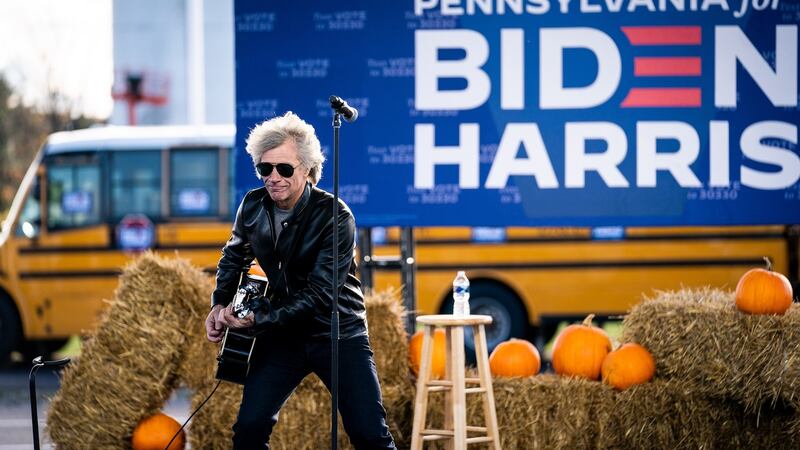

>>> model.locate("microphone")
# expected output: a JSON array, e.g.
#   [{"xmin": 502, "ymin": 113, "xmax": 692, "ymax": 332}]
[{"xmin": 329, "ymin": 95, "xmax": 358, "ymax": 122}]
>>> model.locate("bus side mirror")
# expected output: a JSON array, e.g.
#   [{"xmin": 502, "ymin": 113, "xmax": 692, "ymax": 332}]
[{"xmin": 21, "ymin": 221, "xmax": 40, "ymax": 239}]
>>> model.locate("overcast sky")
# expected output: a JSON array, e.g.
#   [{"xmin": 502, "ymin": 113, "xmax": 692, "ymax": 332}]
[{"xmin": 0, "ymin": 0, "xmax": 113, "ymax": 119}]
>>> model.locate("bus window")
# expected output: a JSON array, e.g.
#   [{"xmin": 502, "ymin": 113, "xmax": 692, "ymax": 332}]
[
  {"xmin": 111, "ymin": 151, "xmax": 161, "ymax": 221},
  {"xmin": 47, "ymin": 153, "xmax": 101, "ymax": 229},
  {"xmin": 15, "ymin": 174, "xmax": 41, "ymax": 238},
  {"xmin": 170, "ymin": 148, "xmax": 219, "ymax": 217}
]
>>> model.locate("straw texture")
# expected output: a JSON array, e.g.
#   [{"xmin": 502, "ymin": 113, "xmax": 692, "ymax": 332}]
[
  {"xmin": 47, "ymin": 252, "xmax": 212, "ymax": 448},
  {"xmin": 624, "ymin": 287, "xmax": 800, "ymax": 413}
]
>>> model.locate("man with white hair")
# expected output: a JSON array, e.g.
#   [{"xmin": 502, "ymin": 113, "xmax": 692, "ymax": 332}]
[{"xmin": 205, "ymin": 112, "xmax": 396, "ymax": 449}]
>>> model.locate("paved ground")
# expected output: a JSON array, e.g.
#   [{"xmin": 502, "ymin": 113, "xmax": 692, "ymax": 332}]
[{"xmin": 0, "ymin": 362, "xmax": 191, "ymax": 449}]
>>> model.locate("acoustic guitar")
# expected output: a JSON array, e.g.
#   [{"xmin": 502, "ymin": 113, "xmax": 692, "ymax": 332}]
[{"xmin": 215, "ymin": 273, "xmax": 269, "ymax": 385}]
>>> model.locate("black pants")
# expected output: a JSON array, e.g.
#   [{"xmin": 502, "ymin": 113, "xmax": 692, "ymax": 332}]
[{"xmin": 232, "ymin": 333, "xmax": 397, "ymax": 450}]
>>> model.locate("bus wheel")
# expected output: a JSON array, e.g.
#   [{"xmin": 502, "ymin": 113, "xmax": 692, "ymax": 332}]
[
  {"xmin": 441, "ymin": 282, "xmax": 528, "ymax": 359},
  {"xmin": 0, "ymin": 294, "xmax": 21, "ymax": 366}
]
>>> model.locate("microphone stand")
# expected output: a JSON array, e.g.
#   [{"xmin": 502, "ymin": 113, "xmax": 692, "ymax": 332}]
[
  {"xmin": 330, "ymin": 111, "xmax": 341, "ymax": 450},
  {"xmin": 30, "ymin": 356, "xmax": 70, "ymax": 450}
]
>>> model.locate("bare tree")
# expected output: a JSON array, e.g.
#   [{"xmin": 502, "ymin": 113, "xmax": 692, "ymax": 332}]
[{"xmin": 0, "ymin": 74, "xmax": 50, "ymax": 213}]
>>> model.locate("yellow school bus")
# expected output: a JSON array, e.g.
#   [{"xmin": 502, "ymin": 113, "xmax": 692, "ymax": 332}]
[
  {"xmin": 0, "ymin": 124, "xmax": 797, "ymax": 362},
  {"xmin": 0, "ymin": 125, "xmax": 236, "ymax": 362}
]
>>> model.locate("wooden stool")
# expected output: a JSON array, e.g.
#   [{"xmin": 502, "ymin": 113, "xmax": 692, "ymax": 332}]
[{"xmin": 410, "ymin": 314, "xmax": 501, "ymax": 450}]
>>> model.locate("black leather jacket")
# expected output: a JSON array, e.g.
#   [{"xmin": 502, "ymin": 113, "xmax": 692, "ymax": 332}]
[{"xmin": 212, "ymin": 183, "xmax": 367, "ymax": 340}]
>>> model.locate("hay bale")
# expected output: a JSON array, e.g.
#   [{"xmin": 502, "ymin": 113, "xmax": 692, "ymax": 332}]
[
  {"xmin": 490, "ymin": 375, "xmax": 607, "ymax": 450},
  {"xmin": 186, "ymin": 381, "xmax": 242, "ymax": 450},
  {"xmin": 188, "ymin": 375, "xmax": 351, "ymax": 450},
  {"xmin": 178, "ymin": 318, "xmax": 217, "ymax": 392},
  {"xmin": 267, "ymin": 375, "xmax": 410, "ymax": 450},
  {"xmin": 602, "ymin": 378, "xmax": 795, "ymax": 449},
  {"xmin": 791, "ymin": 414, "xmax": 800, "ymax": 438},
  {"xmin": 416, "ymin": 374, "xmax": 609, "ymax": 450},
  {"xmin": 417, "ymin": 374, "xmax": 795, "ymax": 450},
  {"xmin": 47, "ymin": 252, "xmax": 211, "ymax": 448},
  {"xmin": 186, "ymin": 290, "xmax": 414, "ymax": 449},
  {"xmin": 362, "ymin": 288, "xmax": 414, "ymax": 448},
  {"xmin": 623, "ymin": 287, "xmax": 800, "ymax": 412},
  {"xmin": 364, "ymin": 288, "xmax": 411, "ymax": 388}
]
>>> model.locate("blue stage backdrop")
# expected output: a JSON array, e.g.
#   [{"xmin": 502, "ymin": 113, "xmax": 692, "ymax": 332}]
[{"xmin": 234, "ymin": 0, "xmax": 800, "ymax": 227}]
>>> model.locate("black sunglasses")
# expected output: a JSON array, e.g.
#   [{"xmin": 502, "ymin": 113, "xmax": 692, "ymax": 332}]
[{"xmin": 256, "ymin": 162, "xmax": 301, "ymax": 178}]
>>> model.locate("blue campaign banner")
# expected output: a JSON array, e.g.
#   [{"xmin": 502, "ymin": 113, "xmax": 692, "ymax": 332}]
[{"xmin": 234, "ymin": 0, "xmax": 800, "ymax": 227}]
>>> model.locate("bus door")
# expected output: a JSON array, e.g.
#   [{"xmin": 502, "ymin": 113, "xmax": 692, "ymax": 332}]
[{"xmin": 14, "ymin": 151, "xmax": 113, "ymax": 338}]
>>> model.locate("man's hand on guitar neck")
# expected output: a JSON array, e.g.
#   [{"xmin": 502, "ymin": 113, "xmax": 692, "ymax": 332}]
[{"xmin": 206, "ymin": 304, "xmax": 257, "ymax": 342}]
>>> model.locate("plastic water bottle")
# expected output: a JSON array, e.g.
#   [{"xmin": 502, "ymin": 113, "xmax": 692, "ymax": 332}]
[{"xmin": 452, "ymin": 271, "xmax": 470, "ymax": 316}]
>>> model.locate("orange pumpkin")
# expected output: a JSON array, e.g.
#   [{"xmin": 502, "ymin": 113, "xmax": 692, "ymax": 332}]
[
  {"xmin": 601, "ymin": 343, "xmax": 656, "ymax": 390},
  {"xmin": 248, "ymin": 263, "xmax": 267, "ymax": 278},
  {"xmin": 132, "ymin": 412, "xmax": 185, "ymax": 450},
  {"xmin": 551, "ymin": 314, "xmax": 612, "ymax": 380},
  {"xmin": 408, "ymin": 328, "xmax": 447, "ymax": 379},
  {"xmin": 489, "ymin": 338, "xmax": 540, "ymax": 377},
  {"xmin": 735, "ymin": 257, "xmax": 793, "ymax": 315}
]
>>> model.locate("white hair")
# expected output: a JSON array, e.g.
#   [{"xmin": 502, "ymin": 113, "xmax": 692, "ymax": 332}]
[{"xmin": 245, "ymin": 111, "xmax": 325, "ymax": 184}]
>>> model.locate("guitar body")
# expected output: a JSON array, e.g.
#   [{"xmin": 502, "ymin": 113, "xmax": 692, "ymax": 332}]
[
  {"xmin": 215, "ymin": 273, "xmax": 269, "ymax": 384},
  {"xmin": 216, "ymin": 329, "xmax": 257, "ymax": 385}
]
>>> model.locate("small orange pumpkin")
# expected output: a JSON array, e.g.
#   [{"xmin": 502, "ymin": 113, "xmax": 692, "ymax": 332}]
[
  {"xmin": 248, "ymin": 263, "xmax": 267, "ymax": 278},
  {"xmin": 132, "ymin": 412, "xmax": 185, "ymax": 450},
  {"xmin": 601, "ymin": 343, "xmax": 656, "ymax": 390},
  {"xmin": 735, "ymin": 257, "xmax": 793, "ymax": 315},
  {"xmin": 408, "ymin": 328, "xmax": 447, "ymax": 379},
  {"xmin": 551, "ymin": 314, "xmax": 612, "ymax": 380},
  {"xmin": 489, "ymin": 338, "xmax": 540, "ymax": 377}
]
